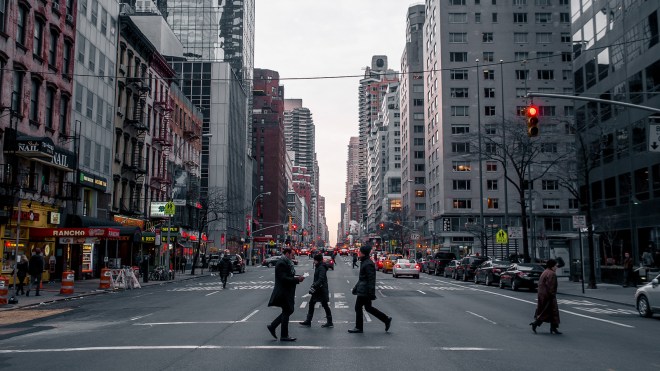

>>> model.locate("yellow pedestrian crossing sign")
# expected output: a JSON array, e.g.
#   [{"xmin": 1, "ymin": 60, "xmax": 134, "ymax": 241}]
[
  {"xmin": 164, "ymin": 201, "xmax": 176, "ymax": 216},
  {"xmin": 495, "ymin": 229, "xmax": 508, "ymax": 244}
]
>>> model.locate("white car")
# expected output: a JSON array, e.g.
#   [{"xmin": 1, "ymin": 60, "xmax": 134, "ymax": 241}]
[
  {"xmin": 636, "ymin": 273, "xmax": 660, "ymax": 317},
  {"xmin": 392, "ymin": 259, "xmax": 420, "ymax": 279}
]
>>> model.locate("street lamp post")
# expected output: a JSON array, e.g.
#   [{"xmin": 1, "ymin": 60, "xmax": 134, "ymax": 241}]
[{"xmin": 249, "ymin": 192, "xmax": 271, "ymax": 265}]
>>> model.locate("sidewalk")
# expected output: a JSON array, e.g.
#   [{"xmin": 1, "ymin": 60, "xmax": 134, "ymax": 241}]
[
  {"xmin": 1, "ymin": 269, "xmax": 212, "ymax": 311},
  {"xmin": 556, "ymin": 276, "xmax": 642, "ymax": 307}
]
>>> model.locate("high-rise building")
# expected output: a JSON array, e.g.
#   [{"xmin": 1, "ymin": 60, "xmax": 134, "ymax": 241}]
[
  {"xmin": 424, "ymin": 0, "xmax": 574, "ymax": 258},
  {"xmin": 344, "ymin": 136, "xmax": 360, "ymax": 237},
  {"xmin": 572, "ymin": 2, "xmax": 660, "ymax": 263}
]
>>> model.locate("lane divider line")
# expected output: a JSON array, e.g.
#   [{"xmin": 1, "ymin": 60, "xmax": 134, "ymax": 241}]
[
  {"xmin": 205, "ymin": 291, "xmax": 220, "ymax": 296},
  {"xmin": 239, "ymin": 310, "xmax": 259, "ymax": 322},
  {"xmin": 466, "ymin": 311, "xmax": 497, "ymax": 325},
  {"xmin": 130, "ymin": 314, "xmax": 153, "ymax": 321}
]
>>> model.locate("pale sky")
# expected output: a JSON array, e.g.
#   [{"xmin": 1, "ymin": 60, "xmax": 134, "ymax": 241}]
[{"xmin": 254, "ymin": 0, "xmax": 416, "ymax": 245}]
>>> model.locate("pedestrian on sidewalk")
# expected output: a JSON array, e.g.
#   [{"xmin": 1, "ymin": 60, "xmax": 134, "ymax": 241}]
[
  {"xmin": 352, "ymin": 252, "xmax": 358, "ymax": 269},
  {"xmin": 348, "ymin": 245, "xmax": 392, "ymax": 334},
  {"xmin": 27, "ymin": 248, "xmax": 45, "ymax": 297},
  {"xmin": 299, "ymin": 254, "xmax": 333, "ymax": 328},
  {"xmin": 218, "ymin": 251, "xmax": 232, "ymax": 289},
  {"xmin": 530, "ymin": 259, "xmax": 561, "ymax": 334},
  {"xmin": 180, "ymin": 256, "xmax": 187, "ymax": 274},
  {"xmin": 642, "ymin": 249, "xmax": 654, "ymax": 267},
  {"xmin": 15, "ymin": 255, "xmax": 28, "ymax": 295},
  {"xmin": 623, "ymin": 252, "xmax": 636, "ymax": 287},
  {"xmin": 267, "ymin": 247, "xmax": 305, "ymax": 342}
]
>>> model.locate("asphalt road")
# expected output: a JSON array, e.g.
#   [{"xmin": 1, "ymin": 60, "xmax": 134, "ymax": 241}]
[{"xmin": 0, "ymin": 255, "xmax": 658, "ymax": 371}]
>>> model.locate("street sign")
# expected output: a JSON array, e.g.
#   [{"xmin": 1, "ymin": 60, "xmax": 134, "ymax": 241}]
[
  {"xmin": 508, "ymin": 226, "xmax": 523, "ymax": 239},
  {"xmin": 572, "ymin": 215, "xmax": 586, "ymax": 229},
  {"xmin": 411, "ymin": 233, "xmax": 420, "ymax": 240},
  {"xmin": 164, "ymin": 201, "xmax": 176, "ymax": 216},
  {"xmin": 495, "ymin": 229, "xmax": 508, "ymax": 244},
  {"xmin": 650, "ymin": 124, "xmax": 660, "ymax": 152}
]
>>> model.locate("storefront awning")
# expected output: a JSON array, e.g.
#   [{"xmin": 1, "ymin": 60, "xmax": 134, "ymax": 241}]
[{"xmin": 65, "ymin": 215, "xmax": 141, "ymax": 241}]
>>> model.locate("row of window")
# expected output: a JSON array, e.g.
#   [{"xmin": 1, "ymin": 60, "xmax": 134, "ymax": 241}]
[
  {"xmin": 11, "ymin": 71, "xmax": 70, "ymax": 133},
  {"xmin": 449, "ymin": 0, "xmax": 566, "ymax": 6},
  {"xmin": 78, "ymin": 0, "xmax": 117, "ymax": 42},
  {"xmin": 73, "ymin": 82, "xmax": 114, "ymax": 130},
  {"xmin": 77, "ymin": 31, "xmax": 115, "ymax": 86},
  {"xmin": 450, "ymin": 178, "xmax": 563, "ymax": 191}
]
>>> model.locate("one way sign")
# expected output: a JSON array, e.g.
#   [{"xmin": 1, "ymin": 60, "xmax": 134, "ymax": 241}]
[{"xmin": 650, "ymin": 124, "xmax": 660, "ymax": 152}]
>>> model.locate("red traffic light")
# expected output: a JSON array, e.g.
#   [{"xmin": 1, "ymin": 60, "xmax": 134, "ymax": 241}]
[
  {"xmin": 526, "ymin": 105, "xmax": 539, "ymax": 137},
  {"xmin": 527, "ymin": 106, "xmax": 538, "ymax": 117}
]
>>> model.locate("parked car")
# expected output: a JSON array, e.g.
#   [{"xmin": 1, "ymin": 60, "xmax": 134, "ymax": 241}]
[
  {"xmin": 226, "ymin": 254, "xmax": 245, "ymax": 273},
  {"xmin": 427, "ymin": 251, "xmax": 457, "ymax": 276},
  {"xmin": 207, "ymin": 254, "xmax": 220, "ymax": 271},
  {"xmin": 323, "ymin": 255, "xmax": 335, "ymax": 270},
  {"xmin": 499, "ymin": 263, "xmax": 545, "ymax": 291},
  {"xmin": 443, "ymin": 260, "xmax": 460, "ymax": 279},
  {"xmin": 474, "ymin": 259, "xmax": 510, "ymax": 286},
  {"xmin": 262, "ymin": 255, "xmax": 282, "ymax": 267},
  {"xmin": 455, "ymin": 255, "xmax": 490, "ymax": 281},
  {"xmin": 417, "ymin": 258, "xmax": 429, "ymax": 274},
  {"xmin": 382, "ymin": 254, "xmax": 403, "ymax": 273},
  {"xmin": 376, "ymin": 256, "xmax": 385, "ymax": 271},
  {"xmin": 393, "ymin": 259, "xmax": 420, "ymax": 279},
  {"xmin": 635, "ymin": 273, "xmax": 660, "ymax": 317}
]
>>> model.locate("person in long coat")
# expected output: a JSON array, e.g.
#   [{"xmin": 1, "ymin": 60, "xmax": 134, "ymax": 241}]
[
  {"xmin": 218, "ymin": 251, "xmax": 232, "ymax": 289},
  {"xmin": 27, "ymin": 248, "xmax": 44, "ymax": 297},
  {"xmin": 299, "ymin": 254, "xmax": 333, "ymax": 328},
  {"xmin": 530, "ymin": 259, "xmax": 561, "ymax": 334},
  {"xmin": 267, "ymin": 247, "xmax": 304, "ymax": 341},
  {"xmin": 16, "ymin": 255, "xmax": 28, "ymax": 295},
  {"xmin": 348, "ymin": 245, "xmax": 392, "ymax": 333}
]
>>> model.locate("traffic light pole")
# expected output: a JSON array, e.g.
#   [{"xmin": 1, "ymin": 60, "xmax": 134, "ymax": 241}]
[{"xmin": 526, "ymin": 92, "xmax": 660, "ymax": 113}]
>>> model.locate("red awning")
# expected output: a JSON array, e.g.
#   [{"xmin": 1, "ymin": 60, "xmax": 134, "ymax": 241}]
[{"xmin": 30, "ymin": 227, "xmax": 121, "ymax": 239}]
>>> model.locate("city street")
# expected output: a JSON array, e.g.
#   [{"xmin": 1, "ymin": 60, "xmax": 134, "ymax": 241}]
[{"xmin": 0, "ymin": 257, "xmax": 658, "ymax": 371}]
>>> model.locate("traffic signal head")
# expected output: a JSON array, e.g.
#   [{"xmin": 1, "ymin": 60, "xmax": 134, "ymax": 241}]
[
  {"xmin": 379, "ymin": 223, "xmax": 384, "ymax": 230},
  {"xmin": 526, "ymin": 105, "xmax": 539, "ymax": 137}
]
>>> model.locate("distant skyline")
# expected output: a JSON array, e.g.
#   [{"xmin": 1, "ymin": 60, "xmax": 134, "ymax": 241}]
[{"xmin": 254, "ymin": 0, "xmax": 412, "ymax": 244}]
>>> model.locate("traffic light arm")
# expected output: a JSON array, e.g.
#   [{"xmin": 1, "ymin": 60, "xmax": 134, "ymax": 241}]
[{"xmin": 527, "ymin": 92, "xmax": 660, "ymax": 113}]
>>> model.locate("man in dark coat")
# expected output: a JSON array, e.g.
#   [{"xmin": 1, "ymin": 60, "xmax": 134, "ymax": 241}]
[
  {"xmin": 348, "ymin": 245, "xmax": 392, "ymax": 333},
  {"xmin": 352, "ymin": 252, "xmax": 358, "ymax": 268},
  {"xmin": 15, "ymin": 255, "xmax": 29, "ymax": 295},
  {"xmin": 530, "ymin": 259, "xmax": 561, "ymax": 334},
  {"xmin": 622, "ymin": 252, "xmax": 636, "ymax": 287},
  {"xmin": 299, "ymin": 254, "xmax": 333, "ymax": 328},
  {"xmin": 27, "ymin": 248, "xmax": 45, "ymax": 297},
  {"xmin": 267, "ymin": 247, "xmax": 304, "ymax": 341},
  {"xmin": 218, "ymin": 251, "xmax": 232, "ymax": 289}
]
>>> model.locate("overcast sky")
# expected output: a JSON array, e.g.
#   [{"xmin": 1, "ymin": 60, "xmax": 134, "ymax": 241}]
[{"xmin": 254, "ymin": 0, "xmax": 417, "ymax": 245}]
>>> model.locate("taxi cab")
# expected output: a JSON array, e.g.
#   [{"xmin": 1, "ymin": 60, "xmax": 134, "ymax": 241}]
[{"xmin": 382, "ymin": 254, "xmax": 403, "ymax": 273}]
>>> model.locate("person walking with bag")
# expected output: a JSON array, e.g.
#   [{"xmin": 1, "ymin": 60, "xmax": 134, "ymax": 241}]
[
  {"xmin": 299, "ymin": 254, "xmax": 333, "ymax": 328},
  {"xmin": 348, "ymin": 245, "xmax": 392, "ymax": 334},
  {"xmin": 530, "ymin": 259, "xmax": 562, "ymax": 334},
  {"xmin": 267, "ymin": 247, "xmax": 305, "ymax": 341},
  {"xmin": 218, "ymin": 250, "xmax": 232, "ymax": 289},
  {"xmin": 27, "ymin": 248, "xmax": 44, "ymax": 297},
  {"xmin": 15, "ymin": 255, "xmax": 28, "ymax": 295}
]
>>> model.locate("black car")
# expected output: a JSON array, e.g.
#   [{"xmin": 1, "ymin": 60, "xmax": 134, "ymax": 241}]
[
  {"xmin": 455, "ymin": 255, "xmax": 490, "ymax": 281},
  {"xmin": 474, "ymin": 259, "xmax": 510, "ymax": 286},
  {"xmin": 226, "ymin": 254, "xmax": 245, "ymax": 273},
  {"xmin": 261, "ymin": 255, "xmax": 298, "ymax": 267},
  {"xmin": 499, "ymin": 263, "xmax": 545, "ymax": 291},
  {"xmin": 427, "ymin": 252, "xmax": 457, "ymax": 275}
]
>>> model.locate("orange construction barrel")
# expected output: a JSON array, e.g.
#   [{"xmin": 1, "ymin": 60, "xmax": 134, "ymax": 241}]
[
  {"xmin": 60, "ymin": 271, "xmax": 75, "ymax": 295},
  {"xmin": 99, "ymin": 268, "xmax": 112, "ymax": 289},
  {"xmin": 0, "ymin": 276, "xmax": 8, "ymax": 305}
]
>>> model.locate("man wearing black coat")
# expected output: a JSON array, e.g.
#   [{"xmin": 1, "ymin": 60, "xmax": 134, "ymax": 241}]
[
  {"xmin": 349, "ymin": 245, "xmax": 392, "ymax": 333},
  {"xmin": 218, "ymin": 251, "xmax": 232, "ymax": 289},
  {"xmin": 27, "ymin": 248, "xmax": 45, "ymax": 297},
  {"xmin": 299, "ymin": 254, "xmax": 333, "ymax": 328},
  {"xmin": 267, "ymin": 247, "xmax": 304, "ymax": 341}
]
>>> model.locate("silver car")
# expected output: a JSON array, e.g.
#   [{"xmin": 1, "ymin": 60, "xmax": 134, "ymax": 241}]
[
  {"xmin": 635, "ymin": 273, "xmax": 660, "ymax": 317},
  {"xmin": 392, "ymin": 259, "xmax": 420, "ymax": 279}
]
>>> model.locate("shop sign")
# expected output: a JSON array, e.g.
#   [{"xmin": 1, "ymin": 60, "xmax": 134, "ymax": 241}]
[
  {"xmin": 48, "ymin": 211, "xmax": 61, "ymax": 225},
  {"xmin": 78, "ymin": 171, "xmax": 108, "ymax": 192},
  {"xmin": 11, "ymin": 210, "xmax": 40, "ymax": 221},
  {"xmin": 31, "ymin": 227, "xmax": 120, "ymax": 238},
  {"xmin": 142, "ymin": 235, "xmax": 155, "ymax": 243},
  {"xmin": 16, "ymin": 137, "xmax": 55, "ymax": 158},
  {"xmin": 161, "ymin": 227, "xmax": 179, "ymax": 233},
  {"xmin": 114, "ymin": 215, "xmax": 145, "ymax": 229},
  {"xmin": 150, "ymin": 202, "xmax": 168, "ymax": 218}
]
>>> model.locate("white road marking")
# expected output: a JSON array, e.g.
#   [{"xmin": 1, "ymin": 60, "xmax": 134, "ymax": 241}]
[
  {"xmin": 300, "ymin": 302, "xmax": 308, "ymax": 309},
  {"xmin": 437, "ymin": 347, "xmax": 500, "ymax": 351},
  {"xmin": 466, "ymin": 311, "xmax": 497, "ymax": 325},
  {"xmin": 132, "ymin": 293, "xmax": 153, "ymax": 298},
  {"xmin": 334, "ymin": 301, "xmax": 349, "ymax": 309},
  {"xmin": 130, "ymin": 314, "xmax": 153, "ymax": 321},
  {"xmin": 347, "ymin": 280, "xmax": 350, "ymax": 284},
  {"xmin": 364, "ymin": 313, "xmax": 372, "ymax": 322},
  {"xmin": 0, "ymin": 345, "xmax": 387, "ymax": 353},
  {"xmin": 417, "ymin": 290, "xmax": 426, "ymax": 295},
  {"xmin": 239, "ymin": 310, "xmax": 259, "ymax": 322},
  {"xmin": 334, "ymin": 293, "xmax": 345, "ymax": 298},
  {"xmin": 135, "ymin": 321, "xmax": 238, "ymax": 326},
  {"xmin": 205, "ymin": 291, "xmax": 220, "ymax": 296}
]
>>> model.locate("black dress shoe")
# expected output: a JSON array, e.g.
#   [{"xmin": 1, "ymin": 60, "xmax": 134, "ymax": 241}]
[
  {"xmin": 550, "ymin": 328, "xmax": 562, "ymax": 335},
  {"xmin": 280, "ymin": 337, "xmax": 297, "ymax": 342},
  {"xmin": 529, "ymin": 322, "xmax": 537, "ymax": 334},
  {"xmin": 385, "ymin": 317, "xmax": 392, "ymax": 332},
  {"xmin": 299, "ymin": 321, "xmax": 311, "ymax": 327},
  {"xmin": 266, "ymin": 324, "xmax": 277, "ymax": 339},
  {"xmin": 348, "ymin": 328, "xmax": 363, "ymax": 333}
]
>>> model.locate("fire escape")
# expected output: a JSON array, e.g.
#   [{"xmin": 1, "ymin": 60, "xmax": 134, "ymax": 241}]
[
  {"xmin": 151, "ymin": 97, "xmax": 173, "ymax": 197},
  {"xmin": 122, "ymin": 76, "xmax": 150, "ymax": 215}
]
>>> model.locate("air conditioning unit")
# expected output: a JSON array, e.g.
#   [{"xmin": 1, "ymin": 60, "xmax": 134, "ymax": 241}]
[
  {"xmin": 52, "ymin": 2, "xmax": 60, "ymax": 13},
  {"xmin": 66, "ymin": 14, "xmax": 74, "ymax": 23},
  {"xmin": 116, "ymin": 108, "xmax": 124, "ymax": 118}
]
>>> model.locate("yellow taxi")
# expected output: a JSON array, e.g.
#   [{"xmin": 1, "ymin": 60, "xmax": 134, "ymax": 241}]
[{"xmin": 382, "ymin": 254, "xmax": 403, "ymax": 273}]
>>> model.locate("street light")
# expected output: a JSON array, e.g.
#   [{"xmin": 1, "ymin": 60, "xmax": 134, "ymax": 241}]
[{"xmin": 248, "ymin": 191, "xmax": 271, "ymax": 265}]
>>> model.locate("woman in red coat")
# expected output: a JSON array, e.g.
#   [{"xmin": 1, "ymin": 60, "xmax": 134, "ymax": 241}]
[{"xmin": 530, "ymin": 259, "xmax": 561, "ymax": 334}]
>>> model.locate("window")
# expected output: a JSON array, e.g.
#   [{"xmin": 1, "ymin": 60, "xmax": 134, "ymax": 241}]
[
  {"xmin": 86, "ymin": 90, "xmax": 94, "ymax": 119},
  {"xmin": 514, "ymin": 32, "xmax": 528, "ymax": 43},
  {"xmin": 569, "ymin": 198, "xmax": 579, "ymax": 209},
  {"xmin": 415, "ymin": 203, "xmax": 426, "ymax": 211},
  {"xmin": 544, "ymin": 218, "xmax": 562, "ymax": 232},
  {"xmin": 513, "ymin": 13, "xmax": 527, "ymax": 23},
  {"xmin": 98, "ymin": 52, "xmax": 105, "ymax": 82},
  {"xmin": 17, "ymin": 5, "xmax": 27, "ymax": 45},
  {"xmin": 452, "ymin": 161, "xmax": 471, "ymax": 171},
  {"xmin": 485, "ymin": 143, "xmax": 497, "ymax": 154},
  {"xmin": 483, "ymin": 69, "xmax": 494, "ymax": 80},
  {"xmin": 106, "ymin": 103, "xmax": 113, "ymax": 129},
  {"xmin": 450, "ymin": 69, "xmax": 468, "ymax": 80},
  {"xmin": 487, "ymin": 179, "xmax": 498, "ymax": 190},
  {"xmin": 63, "ymin": 41, "xmax": 72, "ymax": 76},
  {"xmin": 561, "ymin": 52, "xmax": 572, "ymax": 62},
  {"xmin": 48, "ymin": 30, "xmax": 58, "ymax": 66},
  {"xmin": 77, "ymin": 35, "xmax": 86, "ymax": 63},
  {"xmin": 108, "ymin": 61, "xmax": 115, "ymax": 83},
  {"xmin": 88, "ymin": 44, "xmax": 96, "ymax": 71},
  {"xmin": 537, "ymin": 52, "xmax": 552, "ymax": 63},
  {"xmin": 450, "ymin": 0, "xmax": 465, "ymax": 4},
  {"xmin": 94, "ymin": 142, "xmax": 101, "ymax": 171},
  {"xmin": 543, "ymin": 199, "xmax": 560, "ymax": 209},
  {"xmin": 453, "ymin": 180, "xmax": 471, "ymax": 190},
  {"xmin": 482, "ymin": 32, "xmax": 493, "ymax": 43},
  {"xmin": 539, "ymin": 106, "xmax": 555, "ymax": 116},
  {"xmin": 30, "ymin": 80, "xmax": 40, "ymax": 122},
  {"xmin": 536, "ymin": 12, "xmax": 552, "ymax": 23},
  {"xmin": 513, "ymin": 0, "xmax": 527, "ymax": 4},
  {"xmin": 450, "ymin": 88, "xmax": 469, "ymax": 98},
  {"xmin": 486, "ymin": 161, "xmax": 497, "ymax": 171},
  {"xmin": 59, "ymin": 95, "xmax": 69, "ymax": 134},
  {"xmin": 485, "ymin": 124, "xmax": 496, "ymax": 135},
  {"xmin": 96, "ymin": 96, "xmax": 104, "ymax": 127},
  {"xmin": 492, "ymin": 13, "xmax": 498, "ymax": 23},
  {"xmin": 516, "ymin": 70, "xmax": 529, "ymax": 80},
  {"xmin": 453, "ymin": 199, "xmax": 472, "ymax": 209},
  {"xmin": 536, "ymin": 32, "xmax": 552, "ymax": 44},
  {"xmin": 451, "ymin": 125, "xmax": 470, "ymax": 134},
  {"xmin": 33, "ymin": 19, "xmax": 45, "ymax": 57},
  {"xmin": 484, "ymin": 88, "xmax": 495, "ymax": 98},
  {"xmin": 449, "ymin": 32, "xmax": 467, "ymax": 43},
  {"xmin": 79, "ymin": 0, "xmax": 88, "ymax": 15},
  {"xmin": 475, "ymin": 13, "xmax": 481, "ymax": 23},
  {"xmin": 487, "ymin": 198, "xmax": 499, "ymax": 209},
  {"xmin": 90, "ymin": 0, "xmax": 98, "ymax": 26},
  {"xmin": 451, "ymin": 106, "xmax": 469, "ymax": 116},
  {"xmin": 514, "ymin": 52, "xmax": 529, "ymax": 61},
  {"xmin": 450, "ymin": 52, "xmax": 468, "ymax": 62},
  {"xmin": 535, "ymin": 0, "xmax": 550, "ymax": 4},
  {"xmin": 482, "ymin": 52, "xmax": 494, "ymax": 62},
  {"xmin": 45, "ymin": 87, "xmax": 55, "ymax": 129},
  {"xmin": 449, "ymin": 13, "xmax": 467, "ymax": 23},
  {"xmin": 560, "ymin": 13, "xmax": 569, "ymax": 23},
  {"xmin": 451, "ymin": 142, "xmax": 470, "ymax": 153},
  {"xmin": 84, "ymin": 138, "xmax": 92, "ymax": 167},
  {"xmin": 541, "ymin": 143, "xmax": 558, "ymax": 153},
  {"xmin": 561, "ymin": 33, "xmax": 571, "ymax": 43},
  {"xmin": 538, "ymin": 70, "xmax": 554, "ymax": 80},
  {"xmin": 100, "ymin": 7, "xmax": 108, "ymax": 35},
  {"xmin": 0, "ymin": 0, "xmax": 7, "ymax": 33},
  {"xmin": 485, "ymin": 106, "xmax": 496, "ymax": 116},
  {"xmin": 74, "ymin": 82, "xmax": 83, "ymax": 112}
]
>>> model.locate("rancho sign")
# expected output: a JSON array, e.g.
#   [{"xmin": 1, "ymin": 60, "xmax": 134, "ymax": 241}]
[{"xmin": 30, "ymin": 228, "xmax": 120, "ymax": 239}]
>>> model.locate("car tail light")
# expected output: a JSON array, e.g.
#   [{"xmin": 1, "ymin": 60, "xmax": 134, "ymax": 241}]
[
  {"xmin": 415, "ymin": 264, "xmax": 420, "ymax": 270},
  {"xmin": 517, "ymin": 272, "xmax": 528, "ymax": 278},
  {"xmin": 395, "ymin": 264, "xmax": 401, "ymax": 268},
  {"xmin": 493, "ymin": 268, "xmax": 501, "ymax": 273}
]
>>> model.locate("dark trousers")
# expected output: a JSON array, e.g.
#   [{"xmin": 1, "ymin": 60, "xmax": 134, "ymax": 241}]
[
  {"xmin": 17, "ymin": 276, "xmax": 27, "ymax": 294},
  {"xmin": 220, "ymin": 274, "xmax": 229, "ymax": 288},
  {"xmin": 623, "ymin": 269, "xmax": 637, "ymax": 287},
  {"xmin": 306, "ymin": 297, "xmax": 332, "ymax": 321},
  {"xmin": 354, "ymin": 296, "xmax": 388, "ymax": 330},
  {"xmin": 28, "ymin": 275, "xmax": 41, "ymax": 294},
  {"xmin": 270, "ymin": 308, "xmax": 294, "ymax": 337},
  {"xmin": 352, "ymin": 261, "xmax": 358, "ymax": 268}
]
